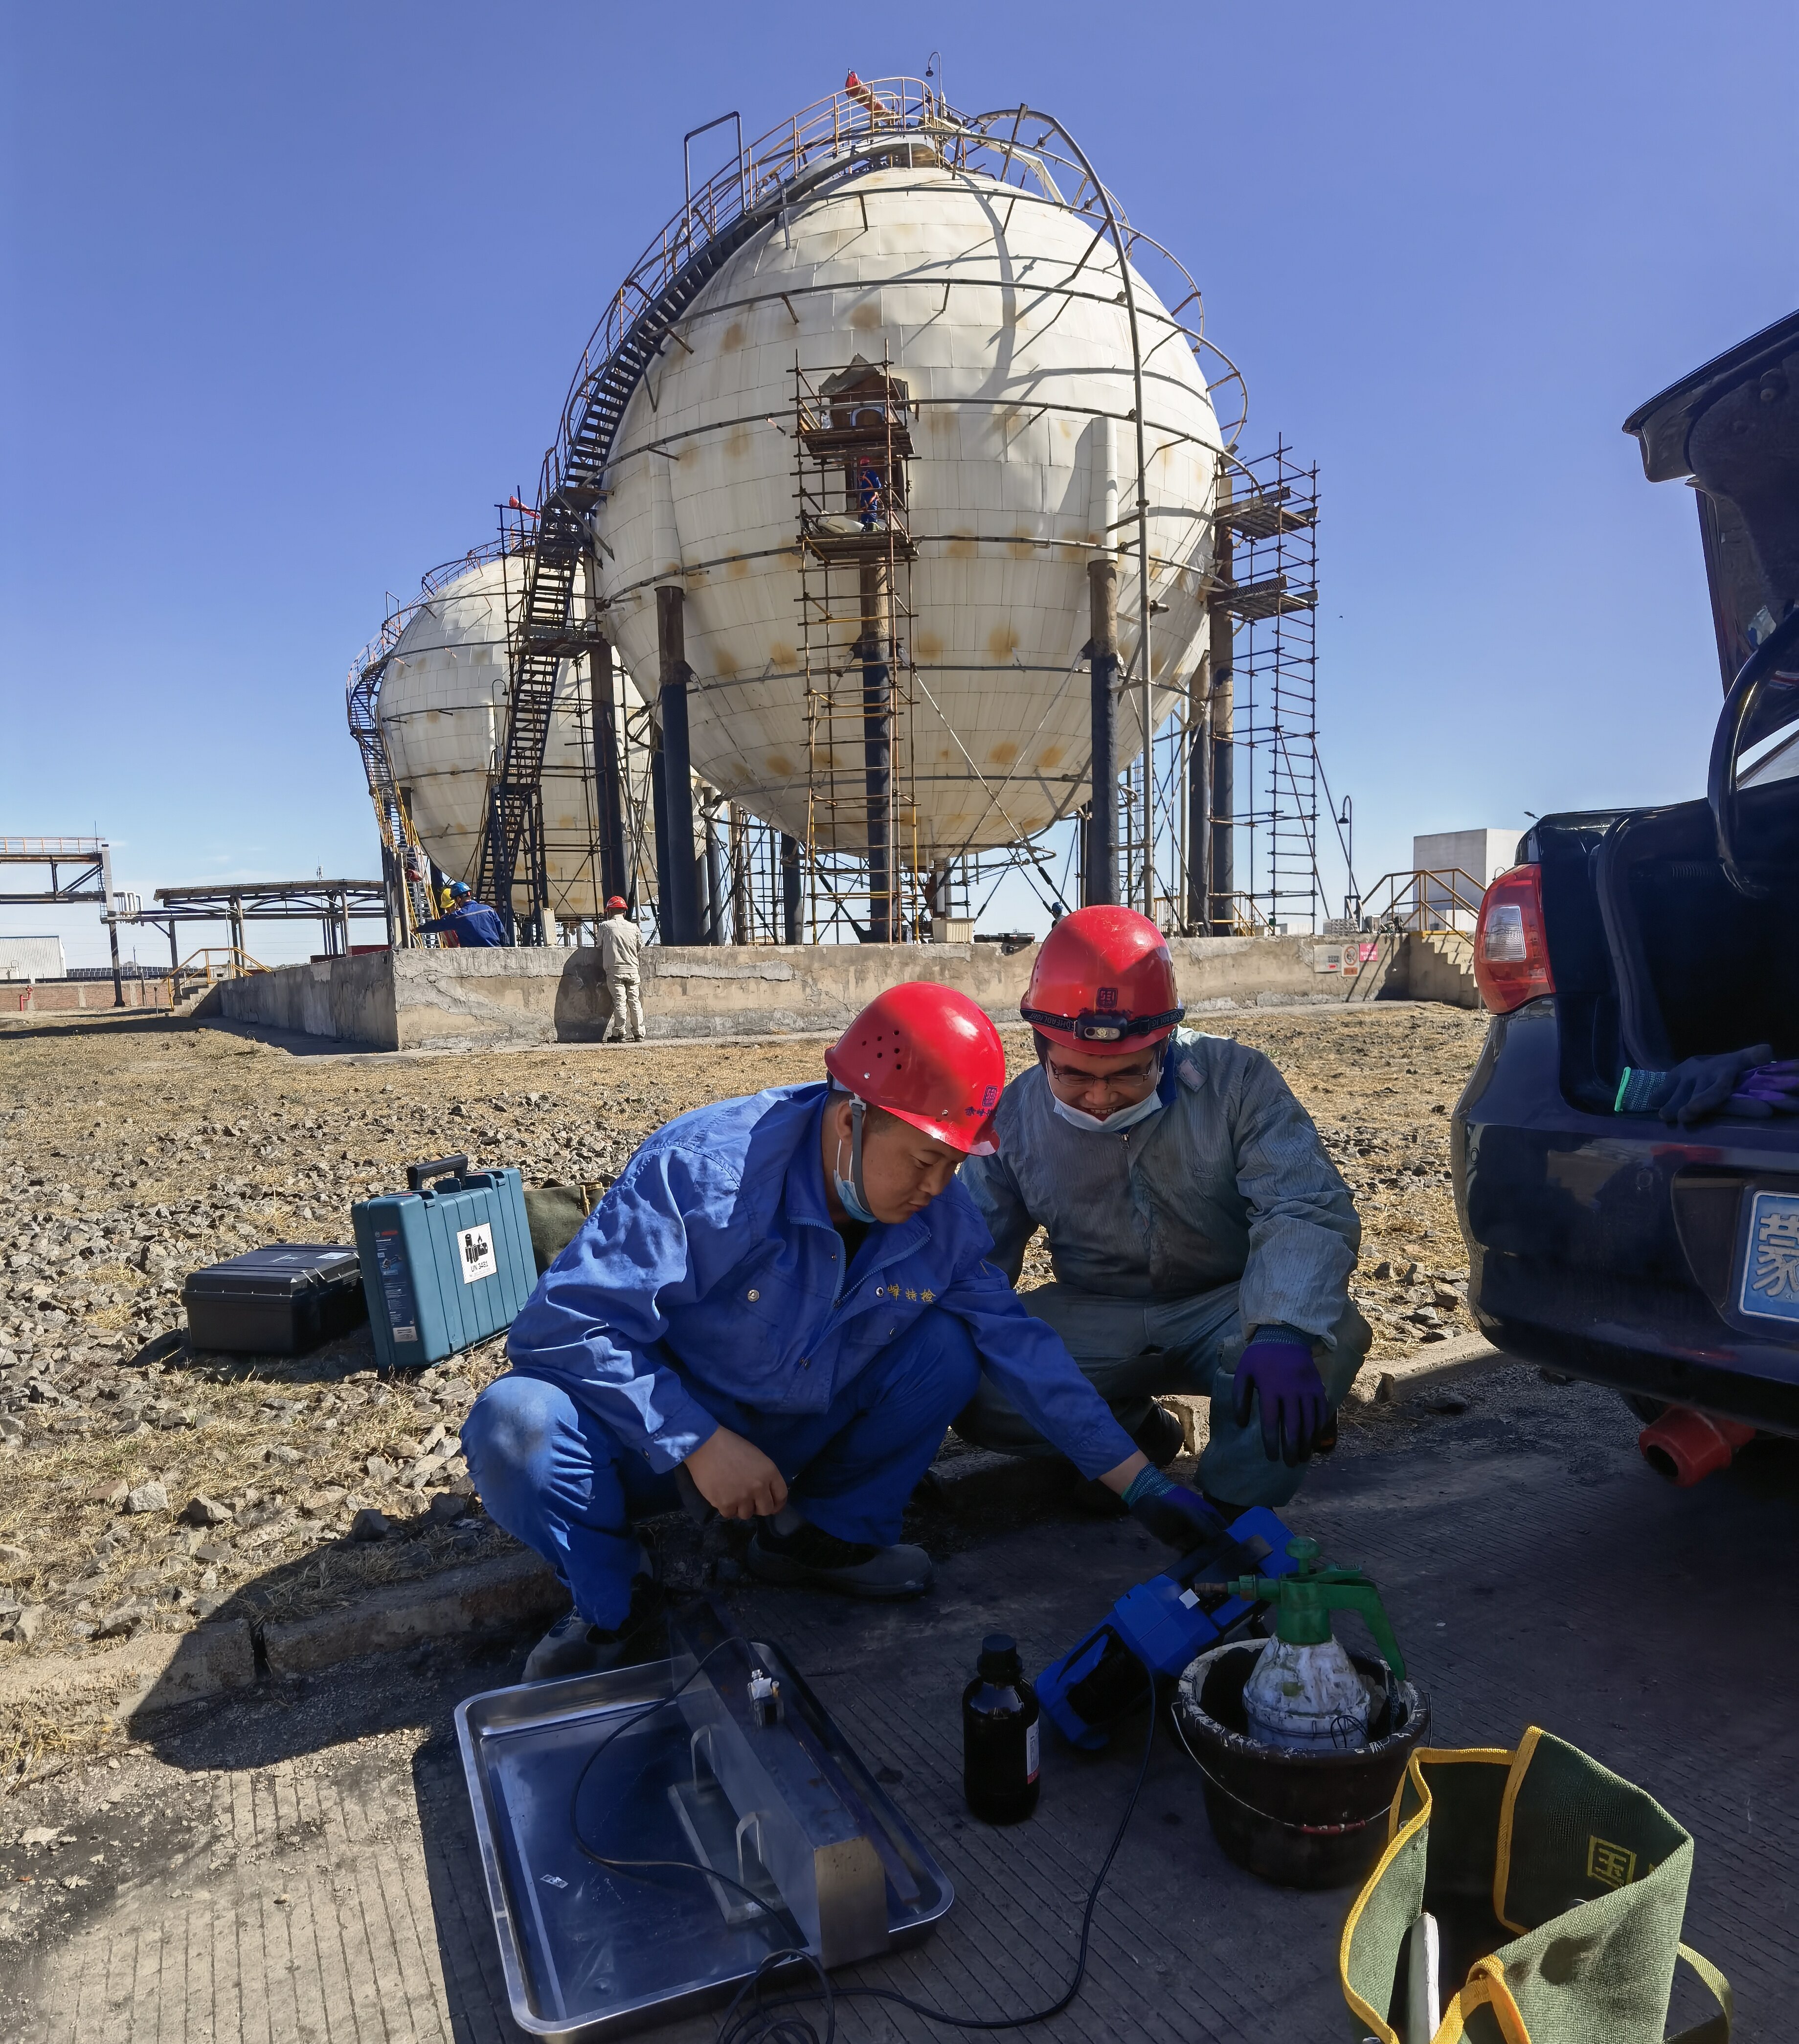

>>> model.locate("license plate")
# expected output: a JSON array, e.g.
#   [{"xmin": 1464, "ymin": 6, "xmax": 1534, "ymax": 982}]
[{"xmin": 1738, "ymin": 1190, "xmax": 1799, "ymax": 1325}]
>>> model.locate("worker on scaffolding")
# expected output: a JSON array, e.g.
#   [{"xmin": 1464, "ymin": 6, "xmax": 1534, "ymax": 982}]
[
  {"xmin": 954, "ymin": 905, "xmax": 1369, "ymax": 1516},
  {"xmin": 416, "ymin": 880, "xmax": 508, "ymax": 949},
  {"xmin": 462, "ymin": 983, "xmax": 1220, "ymax": 1680},
  {"xmin": 596, "ymin": 894, "xmax": 645, "ymax": 1043}
]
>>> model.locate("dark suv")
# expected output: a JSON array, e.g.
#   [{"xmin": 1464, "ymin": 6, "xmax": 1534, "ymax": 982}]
[{"xmin": 1454, "ymin": 309, "xmax": 1799, "ymax": 1476}]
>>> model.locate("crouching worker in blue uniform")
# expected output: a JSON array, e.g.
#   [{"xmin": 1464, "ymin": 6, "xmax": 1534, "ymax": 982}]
[
  {"xmin": 462, "ymin": 983, "xmax": 1222, "ymax": 1681},
  {"xmin": 955, "ymin": 906, "xmax": 1369, "ymax": 1516}
]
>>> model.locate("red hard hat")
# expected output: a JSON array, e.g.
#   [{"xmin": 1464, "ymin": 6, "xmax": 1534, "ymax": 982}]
[
  {"xmin": 605, "ymin": 895, "xmax": 628, "ymax": 913},
  {"xmin": 1020, "ymin": 905, "xmax": 1183, "ymax": 1055},
  {"xmin": 824, "ymin": 982, "xmax": 1005, "ymax": 1156}
]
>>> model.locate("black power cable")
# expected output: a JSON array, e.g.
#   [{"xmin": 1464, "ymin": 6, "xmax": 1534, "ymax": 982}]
[{"xmin": 565, "ymin": 1636, "xmax": 1163, "ymax": 2043}]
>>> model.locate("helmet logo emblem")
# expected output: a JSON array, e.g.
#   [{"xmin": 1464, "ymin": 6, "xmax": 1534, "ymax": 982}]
[
  {"xmin": 980, "ymin": 1083, "xmax": 998, "ymax": 1109},
  {"xmin": 1095, "ymin": 986, "xmax": 1118, "ymax": 1010}
]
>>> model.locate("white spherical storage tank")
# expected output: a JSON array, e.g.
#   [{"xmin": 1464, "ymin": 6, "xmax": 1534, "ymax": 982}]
[
  {"xmin": 375, "ymin": 552, "xmax": 645, "ymax": 918},
  {"xmin": 593, "ymin": 118, "xmax": 1231, "ymax": 873}
]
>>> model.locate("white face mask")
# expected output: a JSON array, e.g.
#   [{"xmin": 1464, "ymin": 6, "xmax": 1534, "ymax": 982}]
[{"xmin": 1050, "ymin": 1087, "xmax": 1165, "ymax": 1136}]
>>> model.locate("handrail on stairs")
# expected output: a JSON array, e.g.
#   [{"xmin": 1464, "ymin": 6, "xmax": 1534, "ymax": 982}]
[{"xmin": 1341, "ymin": 870, "xmax": 1484, "ymax": 1002}]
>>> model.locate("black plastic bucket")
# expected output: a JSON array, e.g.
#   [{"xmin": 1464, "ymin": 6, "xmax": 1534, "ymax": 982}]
[{"xmin": 1173, "ymin": 1639, "xmax": 1430, "ymax": 1889}]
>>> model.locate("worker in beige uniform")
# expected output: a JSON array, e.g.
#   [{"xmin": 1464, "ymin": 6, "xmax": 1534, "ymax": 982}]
[{"xmin": 596, "ymin": 895, "xmax": 645, "ymax": 1042}]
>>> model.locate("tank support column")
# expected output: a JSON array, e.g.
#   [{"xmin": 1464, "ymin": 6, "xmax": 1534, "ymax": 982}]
[
  {"xmin": 588, "ymin": 588, "xmax": 630, "ymax": 908},
  {"xmin": 655, "ymin": 585, "xmax": 699, "ymax": 945},
  {"xmin": 1086, "ymin": 556, "xmax": 1119, "ymax": 907},
  {"xmin": 1187, "ymin": 653, "xmax": 1212, "ymax": 933},
  {"xmin": 781, "ymin": 834, "xmax": 803, "ymax": 945},
  {"xmin": 859, "ymin": 561, "xmax": 892, "ymax": 943}
]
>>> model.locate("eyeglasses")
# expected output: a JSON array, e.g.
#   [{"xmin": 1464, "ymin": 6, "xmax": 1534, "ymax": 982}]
[{"xmin": 1044, "ymin": 1055, "xmax": 1161, "ymax": 1100}]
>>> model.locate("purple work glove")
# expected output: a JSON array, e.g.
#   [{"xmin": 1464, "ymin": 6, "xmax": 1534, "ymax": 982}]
[
  {"xmin": 1725, "ymin": 1058, "xmax": 1799, "ymax": 1118},
  {"xmin": 1232, "ymin": 1334, "xmax": 1328, "ymax": 1467},
  {"xmin": 1121, "ymin": 1465, "xmax": 1226, "ymax": 1552}
]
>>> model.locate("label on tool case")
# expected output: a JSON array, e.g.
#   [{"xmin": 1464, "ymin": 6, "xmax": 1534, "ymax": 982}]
[
  {"xmin": 374, "ymin": 1229, "xmax": 419, "ymax": 1343},
  {"xmin": 1025, "ymin": 1720, "xmax": 1040, "ymax": 1784},
  {"xmin": 458, "ymin": 1223, "xmax": 497, "ymax": 1285}
]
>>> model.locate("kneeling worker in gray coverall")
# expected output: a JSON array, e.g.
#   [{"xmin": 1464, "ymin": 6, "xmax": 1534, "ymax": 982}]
[{"xmin": 956, "ymin": 905, "xmax": 1368, "ymax": 1512}]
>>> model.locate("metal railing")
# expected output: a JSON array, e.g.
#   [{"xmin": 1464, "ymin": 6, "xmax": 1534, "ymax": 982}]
[{"xmin": 1352, "ymin": 868, "xmax": 1486, "ymax": 933}]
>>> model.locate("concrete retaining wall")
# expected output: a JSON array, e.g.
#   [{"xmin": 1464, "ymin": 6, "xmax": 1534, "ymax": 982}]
[{"xmin": 212, "ymin": 934, "xmax": 1341, "ymax": 1051}]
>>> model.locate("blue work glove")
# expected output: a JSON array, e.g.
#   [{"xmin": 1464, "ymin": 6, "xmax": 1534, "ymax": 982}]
[
  {"xmin": 1121, "ymin": 1465, "xmax": 1226, "ymax": 1552},
  {"xmin": 1616, "ymin": 1046, "xmax": 1777, "ymax": 1125},
  {"xmin": 1232, "ymin": 1332, "xmax": 1328, "ymax": 1467}
]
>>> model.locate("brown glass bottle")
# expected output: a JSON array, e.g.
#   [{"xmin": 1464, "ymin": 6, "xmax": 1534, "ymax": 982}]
[{"xmin": 961, "ymin": 1634, "xmax": 1041, "ymax": 1824}]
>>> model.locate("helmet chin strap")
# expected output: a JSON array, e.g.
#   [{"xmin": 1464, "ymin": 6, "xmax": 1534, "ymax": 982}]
[{"xmin": 832, "ymin": 1096, "xmax": 876, "ymax": 1222}]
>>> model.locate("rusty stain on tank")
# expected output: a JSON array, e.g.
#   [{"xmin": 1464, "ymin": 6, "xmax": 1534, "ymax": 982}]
[
  {"xmin": 850, "ymin": 299, "xmax": 881, "ymax": 331},
  {"xmin": 915, "ymin": 629, "xmax": 944, "ymax": 659},
  {"xmin": 768, "ymin": 643, "xmax": 797, "ymax": 667},
  {"xmin": 947, "ymin": 536, "xmax": 977, "ymax": 559},
  {"xmin": 987, "ymin": 623, "xmax": 1020, "ymax": 659},
  {"xmin": 724, "ymin": 423, "xmax": 752, "ymax": 461},
  {"xmin": 989, "ymin": 741, "xmax": 1019, "ymax": 765},
  {"xmin": 1038, "ymin": 745, "xmax": 1065, "ymax": 769},
  {"xmin": 721, "ymin": 321, "xmax": 746, "ymax": 349},
  {"xmin": 765, "ymin": 753, "xmax": 795, "ymax": 777}
]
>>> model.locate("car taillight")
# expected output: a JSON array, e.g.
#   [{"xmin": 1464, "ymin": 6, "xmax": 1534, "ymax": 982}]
[{"xmin": 1473, "ymin": 864, "xmax": 1555, "ymax": 1013}]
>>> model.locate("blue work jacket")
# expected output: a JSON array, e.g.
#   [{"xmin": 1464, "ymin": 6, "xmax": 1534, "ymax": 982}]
[
  {"xmin": 418, "ymin": 901, "xmax": 508, "ymax": 947},
  {"xmin": 505, "ymin": 1083, "xmax": 1138, "ymax": 1479}
]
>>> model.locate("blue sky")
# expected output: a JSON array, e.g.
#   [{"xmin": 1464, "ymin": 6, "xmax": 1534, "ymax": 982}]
[{"xmin": 4, "ymin": 1, "xmax": 1795, "ymax": 967}]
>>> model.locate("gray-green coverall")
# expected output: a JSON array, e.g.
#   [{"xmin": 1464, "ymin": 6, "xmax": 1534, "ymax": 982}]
[{"xmin": 957, "ymin": 1027, "xmax": 1368, "ymax": 1508}]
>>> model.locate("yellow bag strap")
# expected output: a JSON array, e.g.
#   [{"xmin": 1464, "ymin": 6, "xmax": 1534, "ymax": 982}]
[{"xmin": 1666, "ymin": 1944, "xmax": 1732, "ymax": 2044}]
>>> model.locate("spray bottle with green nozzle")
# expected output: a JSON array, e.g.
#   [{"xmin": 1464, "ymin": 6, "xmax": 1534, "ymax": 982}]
[{"xmin": 1222, "ymin": 1537, "xmax": 1406, "ymax": 1753}]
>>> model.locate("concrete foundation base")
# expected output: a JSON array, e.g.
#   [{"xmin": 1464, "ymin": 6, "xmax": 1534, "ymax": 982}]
[{"xmin": 208, "ymin": 934, "xmax": 1346, "ymax": 1052}]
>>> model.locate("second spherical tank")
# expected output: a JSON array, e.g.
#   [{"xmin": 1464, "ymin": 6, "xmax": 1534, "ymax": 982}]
[
  {"xmin": 376, "ymin": 552, "xmax": 648, "ymax": 919},
  {"xmin": 594, "ymin": 154, "xmax": 1226, "ymax": 860}
]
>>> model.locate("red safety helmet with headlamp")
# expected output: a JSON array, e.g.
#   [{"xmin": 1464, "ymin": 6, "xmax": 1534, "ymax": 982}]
[
  {"xmin": 824, "ymin": 983, "xmax": 1006, "ymax": 1156},
  {"xmin": 1020, "ymin": 905, "xmax": 1184, "ymax": 1056}
]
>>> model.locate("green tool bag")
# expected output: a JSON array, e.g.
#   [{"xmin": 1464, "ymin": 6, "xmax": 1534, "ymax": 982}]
[
  {"xmin": 1339, "ymin": 1728, "xmax": 1732, "ymax": 2044},
  {"xmin": 522, "ymin": 1182, "xmax": 608, "ymax": 1275}
]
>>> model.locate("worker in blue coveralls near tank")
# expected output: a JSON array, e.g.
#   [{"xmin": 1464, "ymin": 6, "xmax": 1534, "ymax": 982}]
[
  {"xmin": 416, "ymin": 880, "xmax": 508, "ymax": 947},
  {"xmin": 953, "ymin": 905, "xmax": 1369, "ymax": 1516},
  {"xmin": 462, "ymin": 982, "xmax": 1227, "ymax": 1681}
]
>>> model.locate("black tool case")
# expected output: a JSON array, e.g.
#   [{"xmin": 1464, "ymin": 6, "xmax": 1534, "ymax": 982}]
[{"xmin": 182, "ymin": 1244, "xmax": 367, "ymax": 1356}]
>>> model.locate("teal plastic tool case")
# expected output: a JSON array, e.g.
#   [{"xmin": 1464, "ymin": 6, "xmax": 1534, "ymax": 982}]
[{"xmin": 352, "ymin": 1156, "xmax": 536, "ymax": 1369}]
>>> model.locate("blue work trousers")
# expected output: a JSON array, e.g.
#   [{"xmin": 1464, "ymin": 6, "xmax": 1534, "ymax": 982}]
[
  {"xmin": 953, "ymin": 1281, "xmax": 1370, "ymax": 1509},
  {"xmin": 462, "ymin": 1306, "xmax": 980, "ymax": 1627}
]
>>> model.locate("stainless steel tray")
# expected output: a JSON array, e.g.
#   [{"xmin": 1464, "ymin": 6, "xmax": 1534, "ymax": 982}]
[{"xmin": 455, "ymin": 1635, "xmax": 953, "ymax": 2041}]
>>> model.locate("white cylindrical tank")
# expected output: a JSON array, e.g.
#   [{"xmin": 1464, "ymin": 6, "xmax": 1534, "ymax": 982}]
[
  {"xmin": 376, "ymin": 553, "xmax": 647, "ymax": 919},
  {"xmin": 594, "ymin": 160, "xmax": 1224, "ymax": 858}
]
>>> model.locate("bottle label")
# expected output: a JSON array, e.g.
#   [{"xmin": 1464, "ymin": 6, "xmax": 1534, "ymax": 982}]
[{"xmin": 1025, "ymin": 1720, "xmax": 1039, "ymax": 1784}]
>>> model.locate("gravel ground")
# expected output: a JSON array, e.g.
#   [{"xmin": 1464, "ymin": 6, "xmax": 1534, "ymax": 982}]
[{"xmin": 0, "ymin": 1001, "xmax": 1489, "ymax": 1744}]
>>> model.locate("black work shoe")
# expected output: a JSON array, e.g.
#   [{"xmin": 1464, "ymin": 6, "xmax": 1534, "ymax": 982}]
[
  {"xmin": 1130, "ymin": 1400, "xmax": 1188, "ymax": 1469},
  {"xmin": 745, "ymin": 1520, "xmax": 933, "ymax": 1600},
  {"xmin": 522, "ymin": 1547, "xmax": 657, "ymax": 1681}
]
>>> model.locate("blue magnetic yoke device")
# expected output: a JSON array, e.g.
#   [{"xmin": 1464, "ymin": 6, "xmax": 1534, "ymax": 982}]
[{"xmin": 1035, "ymin": 1506, "xmax": 1298, "ymax": 1750}]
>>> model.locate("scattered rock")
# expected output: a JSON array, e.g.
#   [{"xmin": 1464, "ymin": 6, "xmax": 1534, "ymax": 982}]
[
  {"xmin": 88, "ymin": 1480, "xmax": 129, "ymax": 1507},
  {"xmin": 4, "ymin": 1604, "xmax": 44, "ymax": 1642},
  {"xmin": 0, "ymin": 1541, "xmax": 27, "ymax": 1565},
  {"xmin": 182, "ymin": 1494, "xmax": 232, "ymax": 1526},
  {"xmin": 194, "ymin": 1540, "xmax": 234, "ymax": 1564},
  {"xmin": 349, "ymin": 1508, "xmax": 391, "ymax": 1542},
  {"xmin": 124, "ymin": 1480, "xmax": 169, "ymax": 1515},
  {"xmin": 95, "ymin": 1600, "xmax": 152, "ymax": 1639},
  {"xmin": 427, "ymin": 1492, "xmax": 471, "ymax": 1524},
  {"xmin": 365, "ymin": 1456, "xmax": 396, "ymax": 1484},
  {"xmin": 20, "ymin": 1827, "xmax": 63, "ymax": 1851}
]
